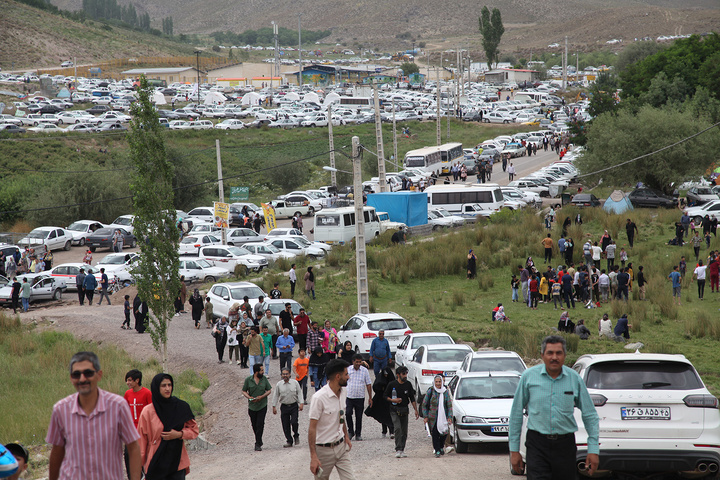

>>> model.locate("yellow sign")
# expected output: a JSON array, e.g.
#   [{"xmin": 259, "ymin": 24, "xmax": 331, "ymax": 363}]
[
  {"xmin": 214, "ymin": 202, "xmax": 229, "ymax": 229},
  {"xmin": 261, "ymin": 203, "xmax": 277, "ymax": 231}
]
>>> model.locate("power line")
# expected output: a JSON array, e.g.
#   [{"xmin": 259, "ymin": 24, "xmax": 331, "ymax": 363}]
[{"xmin": 576, "ymin": 120, "xmax": 720, "ymax": 178}]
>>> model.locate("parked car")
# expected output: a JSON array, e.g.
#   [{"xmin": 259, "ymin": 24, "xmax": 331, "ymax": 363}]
[
  {"xmin": 109, "ymin": 215, "xmax": 136, "ymax": 234},
  {"xmin": 85, "ymin": 227, "xmax": 137, "ymax": 252},
  {"xmin": 267, "ymin": 237, "xmax": 326, "ymax": 258},
  {"xmin": 195, "ymin": 245, "xmax": 267, "ymax": 273},
  {"xmin": 28, "ymin": 123, "xmax": 65, "ymax": 134},
  {"xmin": 0, "ymin": 273, "xmax": 67, "ymax": 306},
  {"xmin": 179, "ymin": 234, "xmax": 220, "ymax": 255},
  {"xmin": 50, "ymin": 263, "xmax": 120, "ymax": 291},
  {"xmin": 628, "ymin": 188, "xmax": 677, "ymax": 208},
  {"xmin": 395, "ymin": 332, "xmax": 455, "ymax": 367},
  {"xmin": 686, "ymin": 186, "xmax": 720, "ymax": 206},
  {"xmin": 178, "ymin": 258, "xmax": 232, "ymax": 283},
  {"xmin": 406, "ymin": 344, "xmax": 474, "ymax": 405},
  {"xmin": 205, "ymin": 281, "xmax": 266, "ymax": 319},
  {"xmin": 95, "ymin": 253, "xmax": 139, "ymax": 284},
  {"xmin": 242, "ymin": 242, "xmax": 297, "ymax": 261},
  {"xmin": 686, "ymin": 200, "xmax": 720, "ymax": 223},
  {"xmin": 18, "ymin": 227, "xmax": 73, "ymax": 251},
  {"xmin": 456, "ymin": 350, "xmax": 527, "ymax": 374},
  {"xmin": 214, "ymin": 119, "xmax": 245, "ymax": 130},
  {"xmin": 65, "ymin": 220, "xmax": 105, "ymax": 246},
  {"xmin": 337, "ymin": 312, "xmax": 411, "ymax": 359},
  {"xmin": 447, "ymin": 372, "xmax": 521, "ymax": 452},
  {"xmin": 225, "ymin": 228, "xmax": 262, "ymax": 246},
  {"xmin": 566, "ymin": 353, "xmax": 720, "ymax": 479},
  {"xmin": 570, "ymin": 193, "xmax": 601, "ymax": 208}
]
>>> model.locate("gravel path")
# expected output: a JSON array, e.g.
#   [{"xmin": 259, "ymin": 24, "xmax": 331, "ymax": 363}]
[{"xmin": 18, "ymin": 297, "xmax": 517, "ymax": 479}]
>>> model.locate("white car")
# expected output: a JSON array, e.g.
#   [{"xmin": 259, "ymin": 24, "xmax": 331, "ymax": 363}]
[
  {"xmin": 196, "ymin": 245, "xmax": 268, "ymax": 273},
  {"xmin": 566, "ymin": 353, "xmax": 720, "ymax": 479},
  {"xmin": 432, "ymin": 208, "xmax": 466, "ymax": 226},
  {"xmin": 168, "ymin": 120, "xmax": 191, "ymax": 130},
  {"xmin": 18, "ymin": 227, "xmax": 73, "ymax": 251},
  {"xmin": 428, "ymin": 210, "xmax": 455, "ymax": 229},
  {"xmin": 395, "ymin": 332, "xmax": 455, "ymax": 367},
  {"xmin": 447, "ymin": 372, "xmax": 521, "ymax": 452},
  {"xmin": 407, "ymin": 344, "xmax": 474, "ymax": 404},
  {"xmin": 97, "ymin": 111, "xmax": 131, "ymax": 123},
  {"xmin": 215, "ymin": 119, "xmax": 245, "ymax": 130},
  {"xmin": 0, "ymin": 273, "xmax": 67, "ymax": 306},
  {"xmin": 95, "ymin": 253, "xmax": 139, "ymax": 284},
  {"xmin": 179, "ymin": 234, "xmax": 220, "ymax": 255},
  {"xmin": 179, "ymin": 258, "xmax": 232, "ymax": 283},
  {"xmin": 65, "ymin": 123, "xmax": 97, "ymax": 133},
  {"xmin": 483, "ymin": 111, "xmax": 513, "ymax": 124},
  {"xmin": 457, "ymin": 350, "xmax": 527, "ymax": 375},
  {"xmin": 189, "ymin": 223, "xmax": 222, "ymax": 236},
  {"xmin": 686, "ymin": 200, "xmax": 720, "ymax": 223},
  {"xmin": 337, "ymin": 312, "xmax": 411, "ymax": 358},
  {"xmin": 186, "ymin": 206, "xmax": 216, "ymax": 224},
  {"xmin": 267, "ymin": 237, "xmax": 326, "ymax": 258},
  {"xmin": 242, "ymin": 242, "xmax": 297, "ymax": 261},
  {"xmin": 28, "ymin": 123, "xmax": 65, "ymax": 134},
  {"xmin": 501, "ymin": 186, "xmax": 542, "ymax": 207},
  {"xmin": 205, "ymin": 281, "xmax": 267, "ymax": 319},
  {"xmin": 263, "ymin": 228, "xmax": 304, "ymax": 241},
  {"xmin": 224, "ymin": 227, "xmax": 262, "ymax": 246},
  {"xmin": 109, "ymin": 215, "xmax": 136, "ymax": 235},
  {"xmin": 49, "ymin": 263, "xmax": 119, "ymax": 291},
  {"xmin": 65, "ymin": 220, "xmax": 105, "ymax": 246},
  {"xmin": 188, "ymin": 120, "xmax": 214, "ymax": 130}
]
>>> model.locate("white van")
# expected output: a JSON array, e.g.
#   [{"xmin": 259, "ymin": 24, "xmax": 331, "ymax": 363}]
[
  {"xmin": 425, "ymin": 184, "xmax": 505, "ymax": 214},
  {"xmin": 313, "ymin": 206, "xmax": 381, "ymax": 245}
]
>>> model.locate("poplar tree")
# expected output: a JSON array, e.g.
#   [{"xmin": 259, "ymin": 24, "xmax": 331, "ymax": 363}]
[{"xmin": 479, "ymin": 6, "xmax": 505, "ymax": 69}]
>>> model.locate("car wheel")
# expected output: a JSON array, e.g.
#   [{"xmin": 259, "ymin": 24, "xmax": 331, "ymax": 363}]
[
  {"xmin": 454, "ymin": 422, "xmax": 468, "ymax": 454},
  {"xmin": 130, "ymin": 239, "xmax": 136, "ymax": 248},
  {"xmin": 294, "ymin": 211, "xmax": 302, "ymax": 218},
  {"xmin": 79, "ymin": 238, "xmax": 86, "ymax": 246},
  {"xmin": 58, "ymin": 120, "xmax": 64, "ymax": 125},
  {"xmin": 204, "ymin": 276, "xmax": 216, "ymax": 283},
  {"xmin": 308, "ymin": 207, "xmax": 315, "ymax": 215},
  {"xmin": 694, "ymin": 216, "xmax": 703, "ymax": 224},
  {"xmin": 64, "ymin": 241, "xmax": 71, "ymax": 251},
  {"xmin": 53, "ymin": 289, "xmax": 62, "ymax": 301}
]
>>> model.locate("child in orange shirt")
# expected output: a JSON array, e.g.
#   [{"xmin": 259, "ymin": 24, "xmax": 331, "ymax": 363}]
[{"xmin": 293, "ymin": 348, "xmax": 310, "ymax": 404}]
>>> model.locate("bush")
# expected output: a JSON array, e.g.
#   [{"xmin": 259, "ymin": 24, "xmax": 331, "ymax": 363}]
[
  {"xmin": 478, "ymin": 275, "xmax": 494, "ymax": 291},
  {"xmin": 409, "ymin": 292, "xmax": 416, "ymax": 306}
]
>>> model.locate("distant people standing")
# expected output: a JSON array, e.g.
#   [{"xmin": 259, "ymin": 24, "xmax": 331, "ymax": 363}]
[
  {"xmin": 76, "ymin": 267, "xmax": 87, "ymax": 305},
  {"xmin": 97, "ymin": 268, "xmax": 111, "ymax": 305},
  {"xmin": 507, "ymin": 163, "xmax": 516, "ymax": 181},
  {"xmin": 304, "ymin": 266, "xmax": 316, "ymax": 300},
  {"xmin": 289, "ymin": 264, "xmax": 297, "ymax": 298},
  {"xmin": 467, "ymin": 249, "xmax": 477, "ymax": 279},
  {"xmin": 626, "ymin": 219, "xmax": 638, "ymax": 247}
]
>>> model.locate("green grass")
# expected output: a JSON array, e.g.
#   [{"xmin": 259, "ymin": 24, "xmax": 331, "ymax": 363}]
[{"xmin": 0, "ymin": 314, "xmax": 209, "ymax": 450}]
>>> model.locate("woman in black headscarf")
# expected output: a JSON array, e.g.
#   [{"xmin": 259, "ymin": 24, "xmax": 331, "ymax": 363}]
[
  {"xmin": 138, "ymin": 373, "xmax": 198, "ymax": 480},
  {"xmin": 188, "ymin": 288, "xmax": 203, "ymax": 329},
  {"xmin": 365, "ymin": 365, "xmax": 396, "ymax": 438},
  {"xmin": 133, "ymin": 294, "xmax": 148, "ymax": 334}
]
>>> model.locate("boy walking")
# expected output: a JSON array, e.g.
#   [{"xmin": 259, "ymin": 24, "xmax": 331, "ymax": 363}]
[{"xmin": 122, "ymin": 295, "xmax": 131, "ymax": 329}]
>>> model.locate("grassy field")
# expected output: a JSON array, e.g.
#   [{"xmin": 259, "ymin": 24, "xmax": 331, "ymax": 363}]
[
  {"xmin": 245, "ymin": 204, "xmax": 720, "ymax": 396},
  {"xmin": 0, "ymin": 314, "xmax": 209, "ymax": 467},
  {"xmin": 0, "ymin": 118, "xmax": 530, "ymax": 228}
]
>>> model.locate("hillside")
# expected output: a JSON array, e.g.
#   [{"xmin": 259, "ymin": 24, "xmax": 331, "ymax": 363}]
[
  {"xmin": 0, "ymin": 0, "xmax": 200, "ymax": 70},
  {"xmin": 46, "ymin": 0, "xmax": 720, "ymax": 48}
]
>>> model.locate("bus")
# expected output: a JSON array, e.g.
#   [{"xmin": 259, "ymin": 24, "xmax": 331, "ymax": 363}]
[
  {"xmin": 313, "ymin": 206, "xmax": 381, "ymax": 245},
  {"xmin": 437, "ymin": 142, "xmax": 464, "ymax": 174},
  {"xmin": 425, "ymin": 183, "xmax": 505, "ymax": 214},
  {"xmin": 402, "ymin": 146, "xmax": 443, "ymax": 176},
  {"xmin": 338, "ymin": 97, "xmax": 373, "ymax": 110}
]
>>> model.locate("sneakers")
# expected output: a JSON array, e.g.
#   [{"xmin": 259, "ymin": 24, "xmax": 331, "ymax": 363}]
[
  {"xmin": 354, "ymin": 436, "xmax": 363, "ymax": 441},
  {"xmin": 381, "ymin": 433, "xmax": 387, "ymax": 438},
  {"xmin": 283, "ymin": 442, "xmax": 293, "ymax": 448},
  {"xmin": 237, "ymin": 361, "xmax": 241, "ymax": 365},
  {"xmin": 294, "ymin": 434, "xmax": 300, "ymax": 445},
  {"xmin": 400, "ymin": 451, "xmax": 407, "ymax": 458},
  {"xmin": 390, "ymin": 434, "xmax": 395, "ymax": 439},
  {"xmin": 395, "ymin": 451, "xmax": 402, "ymax": 458},
  {"xmin": 254, "ymin": 444, "xmax": 262, "ymax": 451},
  {"xmin": 435, "ymin": 451, "xmax": 441, "ymax": 458}
]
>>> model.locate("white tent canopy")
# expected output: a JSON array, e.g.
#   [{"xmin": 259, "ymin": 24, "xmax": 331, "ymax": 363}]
[
  {"xmin": 284, "ymin": 92, "xmax": 300, "ymax": 102},
  {"xmin": 241, "ymin": 92, "xmax": 262, "ymax": 106},
  {"xmin": 203, "ymin": 91, "xmax": 227, "ymax": 105},
  {"xmin": 301, "ymin": 92, "xmax": 320, "ymax": 104},
  {"xmin": 152, "ymin": 91, "xmax": 166, "ymax": 105},
  {"xmin": 323, "ymin": 92, "xmax": 340, "ymax": 107}
]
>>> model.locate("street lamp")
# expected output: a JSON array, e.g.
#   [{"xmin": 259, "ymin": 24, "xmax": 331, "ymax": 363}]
[
  {"xmin": 194, "ymin": 50, "xmax": 201, "ymax": 104},
  {"xmin": 323, "ymin": 166, "xmax": 351, "ymax": 175}
]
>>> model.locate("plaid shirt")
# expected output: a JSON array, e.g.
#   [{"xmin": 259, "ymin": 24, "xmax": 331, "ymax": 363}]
[
  {"xmin": 346, "ymin": 365, "xmax": 371, "ymax": 399},
  {"xmin": 307, "ymin": 328, "xmax": 322, "ymax": 352}
]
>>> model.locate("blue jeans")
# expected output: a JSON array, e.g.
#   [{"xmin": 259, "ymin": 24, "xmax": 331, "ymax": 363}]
[
  {"xmin": 249, "ymin": 355, "xmax": 263, "ymax": 370},
  {"xmin": 263, "ymin": 355, "xmax": 271, "ymax": 376},
  {"xmin": 309, "ymin": 366, "xmax": 326, "ymax": 391},
  {"xmin": 512, "ymin": 287, "xmax": 519, "ymax": 301},
  {"xmin": 373, "ymin": 357, "xmax": 388, "ymax": 376},
  {"xmin": 22, "ymin": 297, "xmax": 29, "ymax": 312}
]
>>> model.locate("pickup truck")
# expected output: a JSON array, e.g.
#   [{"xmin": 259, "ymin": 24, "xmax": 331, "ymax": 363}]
[
  {"xmin": 501, "ymin": 142, "xmax": 526, "ymax": 158},
  {"xmin": 268, "ymin": 200, "xmax": 312, "ymax": 219},
  {"xmin": 458, "ymin": 204, "xmax": 492, "ymax": 222},
  {"xmin": 377, "ymin": 212, "xmax": 407, "ymax": 234}
]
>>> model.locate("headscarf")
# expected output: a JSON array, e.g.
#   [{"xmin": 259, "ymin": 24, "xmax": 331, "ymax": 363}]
[
  {"xmin": 433, "ymin": 375, "xmax": 449, "ymax": 434},
  {"xmin": 307, "ymin": 266, "xmax": 314, "ymax": 282},
  {"xmin": 560, "ymin": 311, "xmax": 570, "ymax": 326},
  {"xmin": 146, "ymin": 373, "xmax": 194, "ymax": 479},
  {"xmin": 192, "ymin": 288, "xmax": 200, "ymax": 300}
]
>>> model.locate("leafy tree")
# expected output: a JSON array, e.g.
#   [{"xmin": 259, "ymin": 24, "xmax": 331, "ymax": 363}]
[
  {"xmin": 478, "ymin": 6, "xmax": 504, "ymax": 69},
  {"xmin": 399, "ymin": 62, "xmax": 419, "ymax": 75},
  {"xmin": 577, "ymin": 106, "xmax": 720, "ymax": 193},
  {"xmin": 127, "ymin": 76, "xmax": 180, "ymax": 371},
  {"xmin": 615, "ymin": 41, "xmax": 664, "ymax": 73}
]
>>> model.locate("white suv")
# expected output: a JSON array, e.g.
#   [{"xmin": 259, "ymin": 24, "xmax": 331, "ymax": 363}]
[
  {"xmin": 570, "ymin": 353, "xmax": 720, "ymax": 478},
  {"xmin": 337, "ymin": 312, "xmax": 411, "ymax": 358}
]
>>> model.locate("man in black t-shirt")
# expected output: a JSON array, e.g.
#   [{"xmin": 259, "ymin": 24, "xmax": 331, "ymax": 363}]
[
  {"xmin": 384, "ymin": 366, "xmax": 419, "ymax": 458},
  {"xmin": 278, "ymin": 302, "xmax": 294, "ymax": 336}
]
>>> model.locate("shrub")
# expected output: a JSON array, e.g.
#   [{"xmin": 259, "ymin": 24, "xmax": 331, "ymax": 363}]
[
  {"xmin": 478, "ymin": 275, "xmax": 494, "ymax": 291},
  {"xmin": 452, "ymin": 291, "xmax": 465, "ymax": 307},
  {"xmin": 369, "ymin": 281, "xmax": 378, "ymax": 298},
  {"xmin": 424, "ymin": 300, "xmax": 435, "ymax": 314},
  {"xmin": 409, "ymin": 292, "xmax": 416, "ymax": 306},
  {"xmin": 565, "ymin": 333, "xmax": 579, "ymax": 353}
]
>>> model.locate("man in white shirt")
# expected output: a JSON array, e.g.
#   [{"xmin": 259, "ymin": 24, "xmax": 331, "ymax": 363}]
[
  {"xmin": 289, "ymin": 264, "xmax": 297, "ymax": 298},
  {"xmin": 693, "ymin": 260, "xmax": 707, "ymax": 300},
  {"xmin": 345, "ymin": 355, "xmax": 372, "ymax": 442},
  {"xmin": 309, "ymin": 359, "xmax": 355, "ymax": 480},
  {"xmin": 591, "ymin": 242, "xmax": 602, "ymax": 269},
  {"xmin": 598, "ymin": 269, "xmax": 610, "ymax": 302}
]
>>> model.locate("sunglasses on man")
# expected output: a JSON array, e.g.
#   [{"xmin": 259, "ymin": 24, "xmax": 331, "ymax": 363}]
[{"xmin": 70, "ymin": 369, "xmax": 96, "ymax": 379}]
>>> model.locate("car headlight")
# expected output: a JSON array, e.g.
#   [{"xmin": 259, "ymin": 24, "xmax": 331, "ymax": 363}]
[{"xmin": 461, "ymin": 416, "xmax": 487, "ymax": 424}]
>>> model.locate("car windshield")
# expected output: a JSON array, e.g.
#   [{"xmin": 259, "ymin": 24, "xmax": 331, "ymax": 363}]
[
  {"xmin": 195, "ymin": 259, "xmax": 213, "ymax": 268},
  {"xmin": 456, "ymin": 377, "xmax": 520, "ymax": 400},
  {"xmin": 181, "ymin": 237, "xmax": 200, "ymax": 244},
  {"xmin": 98, "ymin": 255, "xmax": 125, "ymax": 265},
  {"xmin": 262, "ymin": 244, "xmax": 280, "ymax": 253},
  {"xmin": 92, "ymin": 228, "xmax": 114, "ymax": 236},
  {"xmin": 28, "ymin": 230, "xmax": 50, "ymax": 239},
  {"xmin": 113, "ymin": 217, "xmax": 132, "ymax": 226},
  {"xmin": 269, "ymin": 302, "xmax": 301, "ymax": 316},
  {"xmin": 411, "ymin": 336, "xmax": 453, "ymax": 349},
  {"xmin": 427, "ymin": 349, "xmax": 469, "ymax": 362},
  {"xmin": 367, "ymin": 319, "xmax": 407, "ymax": 331},
  {"xmin": 584, "ymin": 361, "xmax": 703, "ymax": 390},
  {"xmin": 229, "ymin": 286, "xmax": 265, "ymax": 300},
  {"xmin": 227, "ymin": 246, "xmax": 251, "ymax": 256},
  {"xmin": 469, "ymin": 357, "xmax": 526, "ymax": 373},
  {"xmin": 67, "ymin": 222, "xmax": 90, "ymax": 232},
  {"xmin": 292, "ymin": 237, "xmax": 311, "ymax": 247}
]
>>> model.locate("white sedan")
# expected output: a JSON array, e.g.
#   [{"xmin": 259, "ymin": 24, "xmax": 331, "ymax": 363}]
[
  {"xmin": 179, "ymin": 258, "xmax": 232, "ymax": 283},
  {"xmin": 95, "ymin": 253, "xmax": 139, "ymax": 284},
  {"xmin": 0, "ymin": 273, "xmax": 67, "ymax": 306},
  {"xmin": 447, "ymin": 372, "xmax": 520, "ymax": 452},
  {"xmin": 395, "ymin": 332, "xmax": 455, "ymax": 367},
  {"xmin": 242, "ymin": 242, "xmax": 297, "ymax": 261},
  {"xmin": 66, "ymin": 220, "xmax": 106, "ymax": 246},
  {"xmin": 179, "ymin": 234, "xmax": 220, "ymax": 255},
  {"xmin": 267, "ymin": 237, "xmax": 326, "ymax": 258},
  {"xmin": 406, "ymin": 344, "xmax": 474, "ymax": 405},
  {"xmin": 214, "ymin": 119, "xmax": 245, "ymax": 130},
  {"xmin": 205, "ymin": 281, "xmax": 266, "ymax": 319},
  {"xmin": 28, "ymin": 123, "xmax": 65, "ymax": 134}
]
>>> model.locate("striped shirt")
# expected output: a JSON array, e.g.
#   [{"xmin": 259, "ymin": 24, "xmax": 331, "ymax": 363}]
[
  {"xmin": 509, "ymin": 364, "xmax": 600, "ymax": 454},
  {"xmin": 346, "ymin": 365, "xmax": 371, "ymax": 399},
  {"xmin": 46, "ymin": 388, "xmax": 141, "ymax": 480}
]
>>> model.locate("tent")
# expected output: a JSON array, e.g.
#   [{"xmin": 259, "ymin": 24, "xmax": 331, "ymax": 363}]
[
  {"xmin": 241, "ymin": 91, "xmax": 261, "ymax": 106},
  {"xmin": 284, "ymin": 92, "xmax": 300, "ymax": 102},
  {"xmin": 203, "ymin": 91, "xmax": 226, "ymax": 105},
  {"xmin": 323, "ymin": 92, "xmax": 340, "ymax": 107},
  {"xmin": 57, "ymin": 87, "xmax": 71, "ymax": 98},
  {"xmin": 301, "ymin": 92, "xmax": 320, "ymax": 104},
  {"xmin": 367, "ymin": 191, "xmax": 427, "ymax": 227},
  {"xmin": 603, "ymin": 190, "xmax": 633, "ymax": 214},
  {"xmin": 152, "ymin": 91, "xmax": 166, "ymax": 105}
]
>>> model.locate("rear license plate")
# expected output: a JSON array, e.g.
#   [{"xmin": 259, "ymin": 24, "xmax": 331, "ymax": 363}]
[
  {"xmin": 490, "ymin": 426, "xmax": 509, "ymax": 433},
  {"xmin": 621, "ymin": 406, "xmax": 671, "ymax": 420},
  {"xmin": 444, "ymin": 371, "xmax": 455, "ymax": 377}
]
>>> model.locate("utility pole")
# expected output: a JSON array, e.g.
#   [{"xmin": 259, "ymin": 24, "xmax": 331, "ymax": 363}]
[
  {"xmin": 194, "ymin": 50, "xmax": 201, "ymax": 104},
  {"xmin": 455, "ymin": 48, "xmax": 460, "ymax": 118},
  {"xmin": 447, "ymin": 86, "xmax": 451, "ymax": 141},
  {"xmin": 272, "ymin": 21, "xmax": 279, "ymax": 88},
  {"xmin": 392, "ymin": 100, "xmax": 397, "ymax": 168},
  {"xmin": 297, "ymin": 15, "xmax": 302, "ymax": 86},
  {"xmin": 576, "ymin": 50, "xmax": 579, "ymax": 84},
  {"xmin": 562, "ymin": 36, "xmax": 568, "ymax": 90},
  {"xmin": 216, "ymin": 139, "xmax": 226, "ymax": 245},
  {"xmin": 352, "ymin": 136, "xmax": 369, "ymax": 314},
  {"xmin": 436, "ymin": 65, "xmax": 441, "ymax": 145},
  {"xmin": 327, "ymin": 104, "xmax": 337, "ymax": 187},
  {"xmin": 372, "ymin": 79, "xmax": 387, "ymax": 192}
]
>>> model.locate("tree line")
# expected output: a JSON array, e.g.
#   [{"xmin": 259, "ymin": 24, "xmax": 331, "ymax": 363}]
[{"xmin": 210, "ymin": 27, "xmax": 331, "ymax": 47}]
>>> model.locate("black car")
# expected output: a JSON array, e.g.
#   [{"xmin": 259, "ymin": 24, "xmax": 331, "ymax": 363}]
[
  {"xmin": 86, "ymin": 227, "xmax": 136, "ymax": 252},
  {"xmin": 86, "ymin": 105, "xmax": 112, "ymax": 115},
  {"xmin": 157, "ymin": 110, "xmax": 180, "ymax": 120},
  {"xmin": 0, "ymin": 124, "xmax": 26, "ymax": 134},
  {"xmin": 570, "ymin": 194, "xmax": 601, "ymax": 208},
  {"xmin": 462, "ymin": 111, "xmax": 483, "ymax": 122},
  {"xmin": 480, "ymin": 148, "xmax": 502, "ymax": 163},
  {"xmin": 39, "ymin": 104, "xmax": 63, "ymax": 114},
  {"xmin": 462, "ymin": 159, "xmax": 478, "ymax": 175},
  {"xmin": 628, "ymin": 188, "xmax": 677, "ymax": 208}
]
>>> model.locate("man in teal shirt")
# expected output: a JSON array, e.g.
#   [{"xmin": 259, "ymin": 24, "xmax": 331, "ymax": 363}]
[
  {"xmin": 260, "ymin": 325, "xmax": 273, "ymax": 376},
  {"xmin": 509, "ymin": 335, "xmax": 599, "ymax": 479},
  {"xmin": 242, "ymin": 364, "xmax": 273, "ymax": 451}
]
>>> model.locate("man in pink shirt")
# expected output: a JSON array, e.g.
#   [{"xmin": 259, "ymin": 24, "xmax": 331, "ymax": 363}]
[{"xmin": 46, "ymin": 351, "xmax": 141, "ymax": 480}]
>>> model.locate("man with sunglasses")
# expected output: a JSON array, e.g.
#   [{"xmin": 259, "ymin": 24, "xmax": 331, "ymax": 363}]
[{"xmin": 46, "ymin": 351, "xmax": 141, "ymax": 480}]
